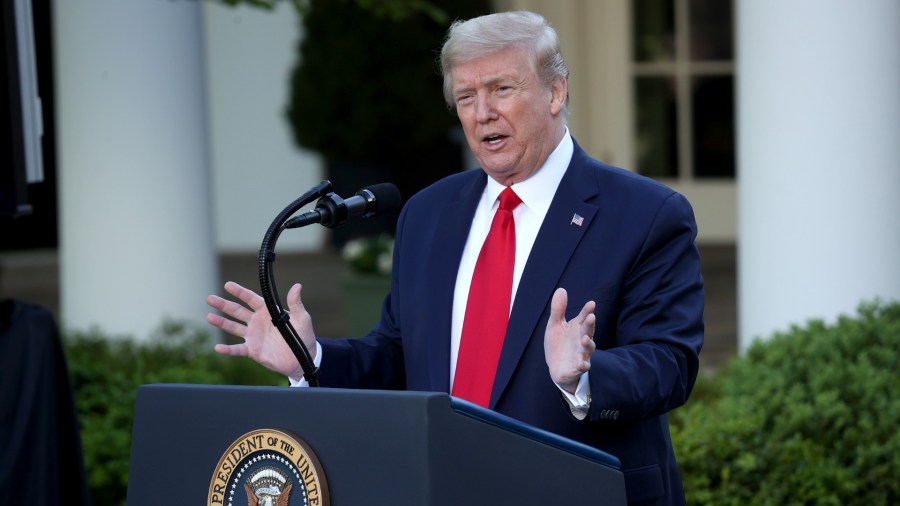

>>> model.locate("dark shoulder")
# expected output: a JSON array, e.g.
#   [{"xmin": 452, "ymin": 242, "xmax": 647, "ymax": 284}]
[{"xmin": 577, "ymin": 149, "xmax": 679, "ymax": 203}]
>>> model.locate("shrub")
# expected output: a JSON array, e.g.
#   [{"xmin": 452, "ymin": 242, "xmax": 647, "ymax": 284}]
[
  {"xmin": 64, "ymin": 320, "xmax": 285, "ymax": 505},
  {"xmin": 342, "ymin": 234, "xmax": 394, "ymax": 276},
  {"xmin": 671, "ymin": 300, "xmax": 900, "ymax": 505}
]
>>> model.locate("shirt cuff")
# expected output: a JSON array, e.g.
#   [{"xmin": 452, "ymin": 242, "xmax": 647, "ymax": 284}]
[
  {"xmin": 557, "ymin": 372, "xmax": 592, "ymax": 420},
  {"xmin": 288, "ymin": 340, "xmax": 322, "ymax": 388}
]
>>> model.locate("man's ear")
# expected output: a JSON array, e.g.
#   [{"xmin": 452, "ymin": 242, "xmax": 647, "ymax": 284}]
[{"xmin": 549, "ymin": 77, "xmax": 568, "ymax": 116}]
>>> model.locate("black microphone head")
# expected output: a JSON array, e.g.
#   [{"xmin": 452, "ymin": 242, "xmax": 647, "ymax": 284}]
[{"xmin": 359, "ymin": 183, "xmax": 402, "ymax": 216}]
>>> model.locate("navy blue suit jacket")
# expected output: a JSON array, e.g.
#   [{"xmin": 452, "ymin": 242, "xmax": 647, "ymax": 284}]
[{"xmin": 319, "ymin": 142, "xmax": 704, "ymax": 505}]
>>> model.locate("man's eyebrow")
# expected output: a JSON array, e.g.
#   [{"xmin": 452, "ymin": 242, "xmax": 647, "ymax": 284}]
[
  {"xmin": 452, "ymin": 85, "xmax": 475, "ymax": 97},
  {"xmin": 453, "ymin": 75, "xmax": 519, "ymax": 96},
  {"xmin": 482, "ymin": 74, "xmax": 517, "ymax": 88}
]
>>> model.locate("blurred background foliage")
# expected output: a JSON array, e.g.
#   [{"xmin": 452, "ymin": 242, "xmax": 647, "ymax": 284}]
[
  {"xmin": 66, "ymin": 300, "xmax": 899, "ymax": 504},
  {"xmin": 670, "ymin": 300, "xmax": 899, "ymax": 505},
  {"xmin": 65, "ymin": 322, "xmax": 284, "ymax": 505}
]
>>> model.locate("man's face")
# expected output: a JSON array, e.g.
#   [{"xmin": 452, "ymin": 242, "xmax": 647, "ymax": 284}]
[{"xmin": 450, "ymin": 47, "xmax": 567, "ymax": 186}]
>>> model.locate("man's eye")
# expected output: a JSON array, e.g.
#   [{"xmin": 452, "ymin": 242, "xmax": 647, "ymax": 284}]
[{"xmin": 456, "ymin": 95, "xmax": 474, "ymax": 105}]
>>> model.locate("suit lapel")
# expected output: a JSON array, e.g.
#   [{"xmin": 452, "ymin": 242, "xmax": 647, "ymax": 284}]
[
  {"xmin": 490, "ymin": 146, "xmax": 600, "ymax": 408},
  {"xmin": 424, "ymin": 173, "xmax": 486, "ymax": 393}
]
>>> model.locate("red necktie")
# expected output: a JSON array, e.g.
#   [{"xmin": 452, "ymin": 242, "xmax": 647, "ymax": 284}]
[{"xmin": 453, "ymin": 187, "xmax": 521, "ymax": 407}]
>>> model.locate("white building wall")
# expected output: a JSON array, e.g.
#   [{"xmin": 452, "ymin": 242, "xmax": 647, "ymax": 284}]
[
  {"xmin": 53, "ymin": 2, "xmax": 324, "ymax": 339},
  {"xmin": 737, "ymin": 0, "xmax": 900, "ymax": 349},
  {"xmin": 202, "ymin": 2, "xmax": 325, "ymax": 254},
  {"xmin": 54, "ymin": 0, "xmax": 217, "ymax": 338}
]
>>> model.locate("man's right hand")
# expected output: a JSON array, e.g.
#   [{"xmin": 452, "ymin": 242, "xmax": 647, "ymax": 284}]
[{"xmin": 206, "ymin": 281, "xmax": 316, "ymax": 382}]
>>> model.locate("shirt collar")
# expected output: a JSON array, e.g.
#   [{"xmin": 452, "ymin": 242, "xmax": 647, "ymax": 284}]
[{"xmin": 483, "ymin": 129, "xmax": 574, "ymax": 214}]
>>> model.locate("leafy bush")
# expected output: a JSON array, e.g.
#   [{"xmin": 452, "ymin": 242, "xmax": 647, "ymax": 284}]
[
  {"xmin": 342, "ymin": 234, "xmax": 394, "ymax": 276},
  {"xmin": 64, "ymin": 321, "xmax": 285, "ymax": 505},
  {"xmin": 671, "ymin": 300, "xmax": 900, "ymax": 505}
]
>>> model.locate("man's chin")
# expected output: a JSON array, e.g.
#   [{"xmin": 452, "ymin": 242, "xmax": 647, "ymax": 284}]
[{"xmin": 482, "ymin": 167, "xmax": 524, "ymax": 185}]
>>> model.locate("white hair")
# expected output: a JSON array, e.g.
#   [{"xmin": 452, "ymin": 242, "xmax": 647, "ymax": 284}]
[{"xmin": 439, "ymin": 11, "xmax": 570, "ymax": 112}]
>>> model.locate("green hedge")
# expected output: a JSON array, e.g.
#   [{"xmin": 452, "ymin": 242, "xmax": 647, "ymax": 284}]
[
  {"xmin": 64, "ymin": 321, "xmax": 285, "ymax": 505},
  {"xmin": 671, "ymin": 300, "xmax": 900, "ymax": 505},
  {"xmin": 65, "ymin": 302, "xmax": 900, "ymax": 504}
]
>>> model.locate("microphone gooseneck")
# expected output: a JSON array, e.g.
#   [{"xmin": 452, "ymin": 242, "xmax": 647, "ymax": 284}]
[
  {"xmin": 257, "ymin": 180, "xmax": 401, "ymax": 387},
  {"xmin": 258, "ymin": 180, "xmax": 332, "ymax": 387}
]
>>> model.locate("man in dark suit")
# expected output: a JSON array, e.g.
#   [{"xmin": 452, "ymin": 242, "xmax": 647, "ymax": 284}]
[{"xmin": 207, "ymin": 11, "xmax": 703, "ymax": 505}]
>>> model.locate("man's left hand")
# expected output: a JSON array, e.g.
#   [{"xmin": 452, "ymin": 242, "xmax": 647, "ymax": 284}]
[{"xmin": 544, "ymin": 287, "xmax": 596, "ymax": 394}]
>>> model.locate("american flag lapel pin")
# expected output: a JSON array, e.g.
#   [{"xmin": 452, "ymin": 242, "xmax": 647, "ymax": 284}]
[{"xmin": 571, "ymin": 213, "xmax": 584, "ymax": 226}]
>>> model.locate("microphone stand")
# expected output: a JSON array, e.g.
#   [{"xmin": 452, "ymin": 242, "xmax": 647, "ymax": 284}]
[{"xmin": 258, "ymin": 179, "xmax": 333, "ymax": 387}]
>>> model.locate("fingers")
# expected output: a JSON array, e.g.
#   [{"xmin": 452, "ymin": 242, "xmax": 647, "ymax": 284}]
[
  {"xmin": 206, "ymin": 282, "xmax": 270, "ymax": 333},
  {"xmin": 214, "ymin": 342, "xmax": 248, "ymax": 357},
  {"xmin": 570, "ymin": 300, "xmax": 597, "ymax": 340},
  {"xmin": 286, "ymin": 283, "xmax": 303, "ymax": 312},
  {"xmin": 206, "ymin": 283, "xmax": 261, "ymax": 339},
  {"xmin": 577, "ymin": 299, "xmax": 597, "ymax": 322},
  {"xmin": 580, "ymin": 313, "xmax": 596, "ymax": 372},
  {"xmin": 581, "ymin": 332, "xmax": 597, "ymax": 352},
  {"xmin": 577, "ymin": 359, "xmax": 591, "ymax": 373},
  {"xmin": 581, "ymin": 332, "xmax": 596, "ymax": 355},
  {"xmin": 552, "ymin": 288, "xmax": 596, "ymax": 331},
  {"xmin": 207, "ymin": 294, "xmax": 254, "ymax": 324},
  {"xmin": 582, "ymin": 311, "xmax": 596, "ymax": 339},
  {"xmin": 207, "ymin": 312, "xmax": 248, "ymax": 338},
  {"xmin": 224, "ymin": 281, "xmax": 266, "ymax": 311},
  {"xmin": 549, "ymin": 287, "xmax": 568, "ymax": 324}
]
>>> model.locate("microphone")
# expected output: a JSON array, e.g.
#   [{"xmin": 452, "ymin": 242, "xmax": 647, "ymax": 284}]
[{"xmin": 284, "ymin": 183, "xmax": 401, "ymax": 229}]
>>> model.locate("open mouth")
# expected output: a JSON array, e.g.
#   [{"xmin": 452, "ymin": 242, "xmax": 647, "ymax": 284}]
[{"xmin": 483, "ymin": 134, "xmax": 506, "ymax": 145}]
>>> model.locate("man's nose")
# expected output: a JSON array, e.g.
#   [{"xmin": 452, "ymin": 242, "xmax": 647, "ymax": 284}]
[{"xmin": 475, "ymin": 94, "xmax": 496, "ymax": 122}]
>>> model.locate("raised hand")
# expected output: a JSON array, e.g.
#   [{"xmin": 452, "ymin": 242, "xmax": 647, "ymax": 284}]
[
  {"xmin": 543, "ymin": 287, "xmax": 597, "ymax": 394},
  {"xmin": 206, "ymin": 281, "xmax": 316, "ymax": 382}
]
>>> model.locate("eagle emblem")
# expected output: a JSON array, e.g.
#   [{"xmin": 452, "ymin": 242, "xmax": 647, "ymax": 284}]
[{"xmin": 243, "ymin": 467, "xmax": 293, "ymax": 506}]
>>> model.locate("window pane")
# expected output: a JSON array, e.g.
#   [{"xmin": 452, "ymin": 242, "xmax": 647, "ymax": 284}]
[
  {"xmin": 692, "ymin": 76, "xmax": 734, "ymax": 178},
  {"xmin": 690, "ymin": 0, "xmax": 733, "ymax": 60},
  {"xmin": 636, "ymin": 76, "xmax": 678, "ymax": 178},
  {"xmin": 633, "ymin": 0, "xmax": 675, "ymax": 62}
]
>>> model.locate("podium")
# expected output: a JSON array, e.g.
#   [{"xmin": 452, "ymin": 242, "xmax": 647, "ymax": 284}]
[{"xmin": 127, "ymin": 384, "xmax": 626, "ymax": 505}]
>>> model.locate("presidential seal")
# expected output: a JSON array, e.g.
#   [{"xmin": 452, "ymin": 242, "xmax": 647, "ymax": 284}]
[{"xmin": 208, "ymin": 429, "xmax": 329, "ymax": 506}]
